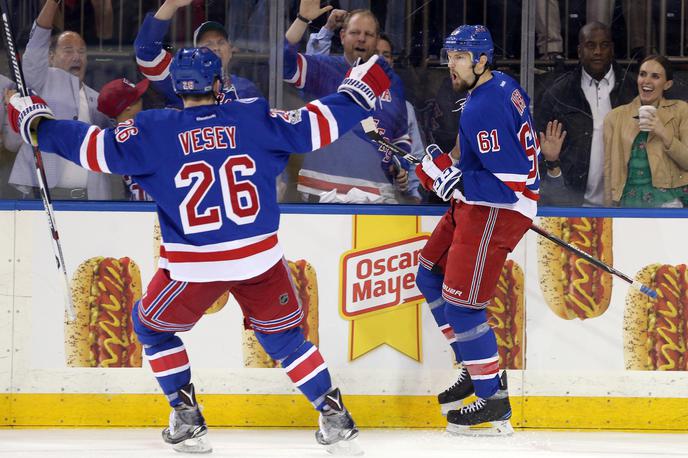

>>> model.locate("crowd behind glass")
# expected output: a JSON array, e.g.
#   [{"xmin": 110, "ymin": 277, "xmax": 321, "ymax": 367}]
[{"xmin": 2, "ymin": 0, "xmax": 688, "ymax": 208}]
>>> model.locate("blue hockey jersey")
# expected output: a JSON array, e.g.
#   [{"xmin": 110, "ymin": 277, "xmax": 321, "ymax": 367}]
[
  {"xmin": 457, "ymin": 72, "xmax": 540, "ymax": 219},
  {"xmin": 283, "ymin": 43, "xmax": 411, "ymax": 201},
  {"xmin": 135, "ymin": 13, "xmax": 262, "ymax": 109},
  {"xmin": 36, "ymin": 95, "xmax": 367, "ymax": 282}
]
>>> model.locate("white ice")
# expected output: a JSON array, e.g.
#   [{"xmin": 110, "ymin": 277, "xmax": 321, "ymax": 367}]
[{"xmin": 0, "ymin": 428, "xmax": 686, "ymax": 458}]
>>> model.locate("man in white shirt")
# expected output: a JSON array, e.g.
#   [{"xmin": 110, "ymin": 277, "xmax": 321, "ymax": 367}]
[
  {"xmin": 536, "ymin": 22, "xmax": 636, "ymax": 206},
  {"xmin": 8, "ymin": 0, "xmax": 115, "ymax": 200}
]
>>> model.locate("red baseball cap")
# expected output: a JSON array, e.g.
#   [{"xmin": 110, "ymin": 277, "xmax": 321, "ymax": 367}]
[{"xmin": 97, "ymin": 78, "xmax": 150, "ymax": 118}]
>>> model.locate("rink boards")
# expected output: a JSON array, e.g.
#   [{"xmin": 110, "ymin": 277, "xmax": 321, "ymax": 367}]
[{"xmin": 0, "ymin": 202, "xmax": 687, "ymax": 430}]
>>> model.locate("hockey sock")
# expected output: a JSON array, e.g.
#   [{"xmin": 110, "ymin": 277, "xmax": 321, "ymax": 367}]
[
  {"xmin": 255, "ymin": 327, "xmax": 333, "ymax": 411},
  {"xmin": 132, "ymin": 302, "xmax": 191, "ymax": 407},
  {"xmin": 142, "ymin": 335, "xmax": 191, "ymax": 407},
  {"xmin": 444, "ymin": 305, "xmax": 500, "ymax": 399},
  {"xmin": 281, "ymin": 341, "xmax": 333, "ymax": 411},
  {"xmin": 416, "ymin": 266, "xmax": 463, "ymax": 362}
]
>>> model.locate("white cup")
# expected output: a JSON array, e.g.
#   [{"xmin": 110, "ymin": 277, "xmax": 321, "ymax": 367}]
[{"xmin": 638, "ymin": 105, "xmax": 657, "ymax": 132}]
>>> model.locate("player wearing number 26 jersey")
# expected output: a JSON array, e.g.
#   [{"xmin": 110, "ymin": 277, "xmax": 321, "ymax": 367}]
[
  {"xmin": 35, "ymin": 79, "xmax": 372, "ymax": 283},
  {"xmin": 11, "ymin": 46, "xmax": 392, "ymax": 453}
]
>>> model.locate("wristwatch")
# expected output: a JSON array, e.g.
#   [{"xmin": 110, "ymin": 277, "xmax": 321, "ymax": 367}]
[
  {"xmin": 296, "ymin": 13, "xmax": 312, "ymax": 24},
  {"xmin": 544, "ymin": 159, "xmax": 561, "ymax": 170}
]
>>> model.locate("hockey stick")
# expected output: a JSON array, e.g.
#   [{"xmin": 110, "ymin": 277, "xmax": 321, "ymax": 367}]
[
  {"xmin": 0, "ymin": 1, "xmax": 76, "ymax": 320},
  {"xmin": 360, "ymin": 117, "xmax": 658, "ymax": 299}
]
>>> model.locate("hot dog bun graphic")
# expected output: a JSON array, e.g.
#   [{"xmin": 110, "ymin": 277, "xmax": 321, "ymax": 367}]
[
  {"xmin": 153, "ymin": 217, "xmax": 228, "ymax": 314},
  {"xmin": 537, "ymin": 217, "xmax": 613, "ymax": 319},
  {"xmin": 66, "ymin": 257, "xmax": 143, "ymax": 367},
  {"xmin": 487, "ymin": 259, "xmax": 525, "ymax": 369},
  {"xmin": 624, "ymin": 264, "xmax": 688, "ymax": 371},
  {"xmin": 242, "ymin": 259, "xmax": 319, "ymax": 367}
]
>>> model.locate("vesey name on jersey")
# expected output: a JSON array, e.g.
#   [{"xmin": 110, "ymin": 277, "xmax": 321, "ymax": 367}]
[{"xmin": 178, "ymin": 126, "xmax": 237, "ymax": 155}]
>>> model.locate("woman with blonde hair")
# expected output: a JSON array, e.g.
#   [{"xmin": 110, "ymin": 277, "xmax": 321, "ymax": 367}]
[{"xmin": 604, "ymin": 55, "xmax": 688, "ymax": 207}]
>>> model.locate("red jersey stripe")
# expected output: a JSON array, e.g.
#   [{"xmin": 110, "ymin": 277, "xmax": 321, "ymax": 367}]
[
  {"xmin": 139, "ymin": 51, "xmax": 172, "ymax": 77},
  {"xmin": 85, "ymin": 129, "xmax": 102, "ymax": 172},
  {"xmin": 305, "ymin": 102, "xmax": 332, "ymax": 146},
  {"xmin": 160, "ymin": 234, "xmax": 278, "ymax": 263}
]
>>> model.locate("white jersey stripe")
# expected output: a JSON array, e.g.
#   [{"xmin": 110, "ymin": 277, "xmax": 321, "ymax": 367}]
[{"xmin": 284, "ymin": 345, "xmax": 317, "ymax": 373}]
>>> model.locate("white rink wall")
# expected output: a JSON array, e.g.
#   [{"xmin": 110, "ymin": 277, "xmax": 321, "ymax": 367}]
[{"xmin": 0, "ymin": 205, "xmax": 687, "ymax": 429}]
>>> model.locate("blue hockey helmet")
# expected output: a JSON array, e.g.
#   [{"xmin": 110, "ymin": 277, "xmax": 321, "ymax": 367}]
[
  {"xmin": 170, "ymin": 47, "xmax": 222, "ymax": 95},
  {"xmin": 441, "ymin": 25, "xmax": 494, "ymax": 65}
]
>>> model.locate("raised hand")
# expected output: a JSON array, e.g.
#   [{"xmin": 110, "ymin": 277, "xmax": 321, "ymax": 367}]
[
  {"xmin": 7, "ymin": 94, "xmax": 55, "ymax": 146},
  {"xmin": 537, "ymin": 120, "xmax": 566, "ymax": 161},
  {"xmin": 299, "ymin": 0, "xmax": 334, "ymax": 22}
]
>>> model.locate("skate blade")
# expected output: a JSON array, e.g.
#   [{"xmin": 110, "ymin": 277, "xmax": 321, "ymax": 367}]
[
  {"xmin": 440, "ymin": 400, "xmax": 463, "ymax": 416},
  {"xmin": 324, "ymin": 438, "xmax": 364, "ymax": 456},
  {"xmin": 172, "ymin": 434, "xmax": 213, "ymax": 454},
  {"xmin": 446, "ymin": 419, "xmax": 514, "ymax": 437}
]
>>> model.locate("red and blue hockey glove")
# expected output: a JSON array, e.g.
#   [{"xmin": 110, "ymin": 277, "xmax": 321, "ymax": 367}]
[
  {"xmin": 338, "ymin": 54, "xmax": 392, "ymax": 111},
  {"xmin": 8, "ymin": 94, "xmax": 55, "ymax": 147},
  {"xmin": 415, "ymin": 143, "xmax": 463, "ymax": 201},
  {"xmin": 415, "ymin": 144, "xmax": 453, "ymax": 190},
  {"xmin": 432, "ymin": 165, "xmax": 463, "ymax": 201}
]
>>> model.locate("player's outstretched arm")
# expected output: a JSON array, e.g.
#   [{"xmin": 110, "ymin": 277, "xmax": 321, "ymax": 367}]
[
  {"xmin": 9, "ymin": 94, "xmax": 156, "ymax": 178},
  {"xmin": 260, "ymin": 56, "xmax": 393, "ymax": 154},
  {"xmin": 135, "ymin": 4, "xmax": 184, "ymax": 108}
]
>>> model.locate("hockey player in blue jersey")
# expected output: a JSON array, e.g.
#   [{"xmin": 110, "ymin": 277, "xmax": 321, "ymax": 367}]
[
  {"xmin": 414, "ymin": 25, "xmax": 541, "ymax": 435},
  {"xmin": 135, "ymin": 0, "xmax": 262, "ymax": 108},
  {"xmin": 284, "ymin": 0, "xmax": 414, "ymax": 203},
  {"xmin": 9, "ymin": 47, "xmax": 392, "ymax": 453}
]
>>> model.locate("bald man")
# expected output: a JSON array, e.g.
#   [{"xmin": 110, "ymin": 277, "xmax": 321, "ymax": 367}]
[{"xmin": 8, "ymin": 0, "xmax": 117, "ymax": 200}]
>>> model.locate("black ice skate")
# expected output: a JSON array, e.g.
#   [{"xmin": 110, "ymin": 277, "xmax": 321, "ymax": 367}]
[
  {"xmin": 438, "ymin": 365, "xmax": 474, "ymax": 415},
  {"xmin": 162, "ymin": 383, "xmax": 212, "ymax": 453},
  {"xmin": 315, "ymin": 388, "xmax": 363, "ymax": 456},
  {"xmin": 446, "ymin": 371, "xmax": 513, "ymax": 436}
]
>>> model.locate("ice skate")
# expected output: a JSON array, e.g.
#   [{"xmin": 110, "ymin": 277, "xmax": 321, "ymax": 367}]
[
  {"xmin": 162, "ymin": 383, "xmax": 212, "ymax": 453},
  {"xmin": 446, "ymin": 371, "xmax": 513, "ymax": 436},
  {"xmin": 315, "ymin": 388, "xmax": 363, "ymax": 456},
  {"xmin": 438, "ymin": 365, "xmax": 474, "ymax": 415}
]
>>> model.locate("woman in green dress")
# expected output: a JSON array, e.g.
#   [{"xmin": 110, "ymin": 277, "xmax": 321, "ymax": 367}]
[{"xmin": 603, "ymin": 55, "xmax": 688, "ymax": 207}]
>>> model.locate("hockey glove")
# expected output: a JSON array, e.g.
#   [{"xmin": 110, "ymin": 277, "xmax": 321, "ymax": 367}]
[
  {"xmin": 415, "ymin": 144, "xmax": 453, "ymax": 191},
  {"xmin": 338, "ymin": 54, "xmax": 392, "ymax": 111},
  {"xmin": 8, "ymin": 94, "xmax": 55, "ymax": 147},
  {"xmin": 432, "ymin": 165, "xmax": 463, "ymax": 201}
]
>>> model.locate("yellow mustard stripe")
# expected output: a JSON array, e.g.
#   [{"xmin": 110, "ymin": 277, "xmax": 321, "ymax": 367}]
[{"xmin": 2, "ymin": 394, "xmax": 687, "ymax": 431}]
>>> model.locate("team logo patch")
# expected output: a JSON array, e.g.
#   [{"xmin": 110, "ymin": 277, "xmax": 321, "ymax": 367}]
[
  {"xmin": 269, "ymin": 108, "xmax": 302, "ymax": 124},
  {"xmin": 510, "ymin": 89, "xmax": 526, "ymax": 116},
  {"xmin": 380, "ymin": 89, "xmax": 392, "ymax": 102},
  {"xmin": 279, "ymin": 293, "xmax": 289, "ymax": 305}
]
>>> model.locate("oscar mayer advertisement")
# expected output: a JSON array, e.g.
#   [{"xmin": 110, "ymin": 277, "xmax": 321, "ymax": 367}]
[{"xmin": 2, "ymin": 209, "xmax": 687, "ymax": 401}]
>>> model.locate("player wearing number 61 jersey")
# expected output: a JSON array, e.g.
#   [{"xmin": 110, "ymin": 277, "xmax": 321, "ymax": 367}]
[
  {"xmin": 9, "ymin": 46, "xmax": 392, "ymax": 454},
  {"xmin": 413, "ymin": 25, "xmax": 540, "ymax": 436}
]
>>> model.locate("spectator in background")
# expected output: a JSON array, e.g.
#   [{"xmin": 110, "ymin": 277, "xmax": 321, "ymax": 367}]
[
  {"xmin": 9, "ymin": 0, "xmax": 116, "ymax": 200},
  {"xmin": 536, "ymin": 0, "xmax": 564, "ymax": 63},
  {"xmin": 536, "ymin": 21, "xmax": 636, "ymax": 206},
  {"xmin": 284, "ymin": 0, "xmax": 413, "ymax": 204},
  {"xmin": 136, "ymin": 0, "xmax": 262, "ymax": 111},
  {"xmin": 97, "ymin": 77, "xmax": 152, "ymax": 201},
  {"xmin": 306, "ymin": 22, "xmax": 424, "ymax": 202},
  {"xmin": 604, "ymin": 55, "xmax": 688, "ymax": 207},
  {"xmin": 587, "ymin": 1, "xmax": 648, "ymax": 60}
]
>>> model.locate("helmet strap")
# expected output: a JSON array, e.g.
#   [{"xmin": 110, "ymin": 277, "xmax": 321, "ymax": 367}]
[{"xmin": 466, "ymin": 58, "xmax": 488, "ymax": 91}]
